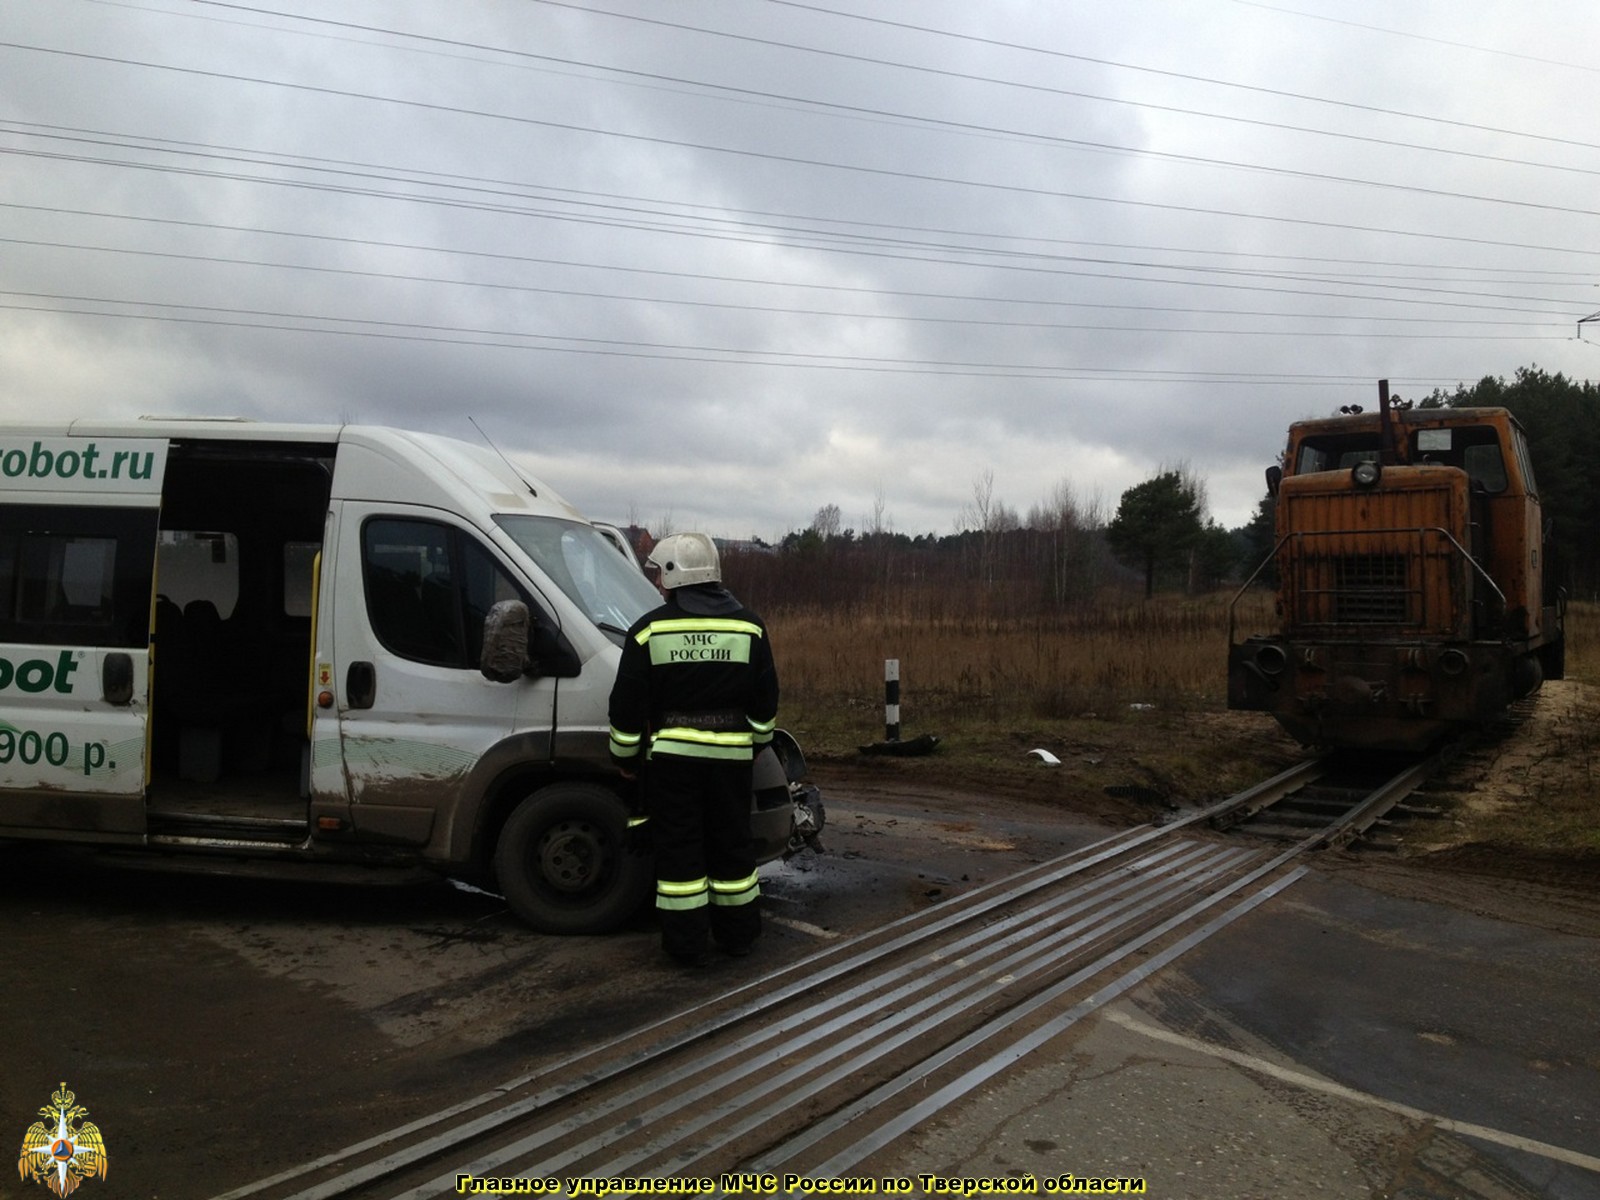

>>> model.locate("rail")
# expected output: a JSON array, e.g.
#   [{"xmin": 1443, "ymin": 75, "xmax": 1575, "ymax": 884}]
[{"xmin": 214, "ymin": 756, "xmax": 1440, "ymax": 1200}]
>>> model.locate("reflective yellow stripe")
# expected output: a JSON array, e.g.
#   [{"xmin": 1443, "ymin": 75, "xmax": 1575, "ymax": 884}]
[
  {"xmin": 651, "ymin": 727, "xmax": 755, "ymax": 761},
  {"xmin": 658, "ymin": 877, "xmax": 709, "ymax": 896},
  {"xmin": 635, "ymin": 618, "xmax": 764, "ymax": 644},
  {"xmin": 609, "ymin": 725, "xmax": 643, "ymax": 759},
  {"xmin": 748, "ymin": 715, "xmax": 777, "ymax": 735},
  {"xmin": 656, "ymin": 728, "xmax": 753, "ymax": 748},
  {"xmin": 650, "ymin": 740, "xmax": 754, "ymax": 762},
  {"xmin": 657, "ymin": 893, "xmax": 709, "ymax": 911},
  {"xmin": 711, "ymin": 872, "xmax": 760, "ymax": 908},
  {"xmin": 656, "ymin": 877, "xmax": 709, "ymax": 911}
]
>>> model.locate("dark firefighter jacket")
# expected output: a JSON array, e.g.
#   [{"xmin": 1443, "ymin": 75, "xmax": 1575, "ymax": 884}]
[{"xmin": 607, "ymin": 585, "xmax": 779, "ymax": 765}]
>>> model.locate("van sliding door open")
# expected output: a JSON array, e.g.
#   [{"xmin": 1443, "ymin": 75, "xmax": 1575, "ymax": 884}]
[{"xmin": 0, "ymin": 435, "xmax": 168, "ymax": 838}]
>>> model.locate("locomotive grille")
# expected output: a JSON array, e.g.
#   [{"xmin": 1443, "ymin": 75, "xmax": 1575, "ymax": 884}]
[
  {"xmin": 1332, "ymin": 554, "xmax": 1410, "ymax": 624},
  {"xmin": 1278, "ymin": 481, "xmax": 1465, "ymax": 634}
]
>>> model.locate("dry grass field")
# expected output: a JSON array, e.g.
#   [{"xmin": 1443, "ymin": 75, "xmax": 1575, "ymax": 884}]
[
  {"xmin": 769, "ymin": 594, "xmax": 1599, "ymax": 860},
  {"xmin": 770, "ymin": 589, "xmax": 1278, "ymax": 723},
  {"xmin": 770, "ymin": 593, "xmax": 1597, "ymax": 720}
]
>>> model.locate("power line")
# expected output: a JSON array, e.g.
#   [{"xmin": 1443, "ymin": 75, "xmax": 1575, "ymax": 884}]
[
  {"xmin": 0, "ymin": 201, "xmax": 1581, "ymax": 328},
  {"xmin": 6, "ymin": 39, "xmax": 1600, "ymax": 235},
  {"xmin": 4, "ymin": 235, "xmax": 1576, "ymax": 335},
  {"xmin": 2, "ymin": 291, "xmax": 1535, "ymax": 381},
  {"xmin": 1229, "ymin": 0, "xmax": 1600, "ymax": 76},
  {"xmin": 6, "ymin": 130, "xmax": 1600, "ymax": 293},
  {"xmin": 756, "ymin": 0, "xmax": 1600, "ymax": 153},
  {"xmin": 150, "ymin": 1, "xmax": 1600, "ymax": 184},
  {"xmin": 6, "ymin": 121, "xmax": 1599, "ymax": 275},
  {"xmin": 6, "ymin": 7, "xmax": 1593, "ymax": 394}
]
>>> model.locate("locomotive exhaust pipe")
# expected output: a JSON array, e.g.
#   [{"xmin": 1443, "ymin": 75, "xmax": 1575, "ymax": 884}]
[{"xmin": 1377, "ymin": 379, "xmax": 1400, "ymax": 464}]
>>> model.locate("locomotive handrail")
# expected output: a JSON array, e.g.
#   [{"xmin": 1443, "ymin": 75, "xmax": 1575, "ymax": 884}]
[
  {"xmin": 1422, "ymin": 524, "xmax": 1508, "ymax": 609},
  {"xmin": 1227, "ymin": 525, "xmax": 1506, "ymax": 645},
  {"xmin": 1227, "ymin": 533, "xmax": 1293, "ymax": 644}
]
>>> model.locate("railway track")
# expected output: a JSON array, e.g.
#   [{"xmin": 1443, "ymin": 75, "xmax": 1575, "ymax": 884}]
[
  {"xmin": 1215, "ymin": 750, "xmax": 1448, "ymax": 849},
  {"xmin": 218, "ymin": 752, "xmax": 1443, "ymax": 1200}
]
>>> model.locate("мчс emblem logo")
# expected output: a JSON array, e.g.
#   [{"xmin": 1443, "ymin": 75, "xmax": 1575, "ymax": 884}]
[{"xmin": 16, "ymin": 1084, "xmax": 107, "ymax": 1197}]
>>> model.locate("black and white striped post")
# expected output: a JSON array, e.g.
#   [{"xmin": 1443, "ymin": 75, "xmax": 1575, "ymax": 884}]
[
  {"xmin": 884, "ymin": 658, "xmax": 900, "ymax": 743},
  {"xmin": 860, "ymin": 658, "xmax": 938, "ymax": 756}
]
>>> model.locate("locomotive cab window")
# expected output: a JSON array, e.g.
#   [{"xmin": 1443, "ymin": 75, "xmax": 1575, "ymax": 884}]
[
  {"xmin": 1294, "ymin": 435, "xmax": 1380, "ymax": 476},
  {"xmin": 1510, "ymin": 427, "xmax": 1538, "ymax": 497},
  {"xmin": 1409, "ymin": 428, "xmax": 1507, "ymax": 493}
]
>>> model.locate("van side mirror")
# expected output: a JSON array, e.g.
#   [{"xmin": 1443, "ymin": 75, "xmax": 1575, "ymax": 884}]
[
  {"xmin": 481, "ymin": 599, "xmax": 534, "ymax": 682},
  {"xmin": 1265, "ymin": 465, "xmax": 1283, "ymax": 498}
]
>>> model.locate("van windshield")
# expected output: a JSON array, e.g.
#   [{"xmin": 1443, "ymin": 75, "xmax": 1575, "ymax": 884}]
[{"xmin": 494, "ymin": 516, "xmax": 659, "ymax": 641}]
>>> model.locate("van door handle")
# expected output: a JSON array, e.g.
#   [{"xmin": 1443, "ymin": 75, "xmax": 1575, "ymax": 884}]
[
  {"xmin": 103, "ymin": 652, "xmax": 134, "ymax": 706},
  {"xmin": 346, "ymin": 661, "xmax": 376, "ymax": 709}
]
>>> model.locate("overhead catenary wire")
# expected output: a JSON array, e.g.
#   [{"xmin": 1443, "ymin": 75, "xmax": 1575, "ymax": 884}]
[
  {"xmin": 0, "ymin": 291, "xmax": 1532, "ymax": 385},
  {"xmin": 4, "ymin": 199, "xmax": 1585, "ymax": 321},
  {"xmin": 92, "ymin": 0, "xmax": 1600, "ymax": 184},
  {"xmin": 6, "ymin": 1, "xmax": 1598, "ymax": 407},
  {"xmin": 7, "ymin": 121, "xmax": 1600, "ymax": 274},
  {"xmin": 757, "ymin": 0, "xmax": 1600, "ymax": 154},
  {"xmin": 6, "ymin": 39, "xmax": 1600, "ymax": 232}
]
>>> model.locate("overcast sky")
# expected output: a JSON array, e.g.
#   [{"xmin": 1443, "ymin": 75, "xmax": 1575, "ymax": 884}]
[{"xmin": 3, "ymin": 1, "xmax": 1598, "ymax": 540}]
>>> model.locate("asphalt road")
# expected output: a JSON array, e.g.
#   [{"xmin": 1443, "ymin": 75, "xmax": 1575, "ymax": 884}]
[
  {"xmin": 868, "ymin": 870, "xmax": 1600, "ymax": 1200},
  {"xmin": 1, "ymin": 779, "xmax": 1595, "ymax": 1200}
]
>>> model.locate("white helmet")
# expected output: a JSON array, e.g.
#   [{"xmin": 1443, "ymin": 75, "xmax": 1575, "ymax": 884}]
[{"xmin": 646, "ymin": 532, "xmax": 721, "ymax": 589}]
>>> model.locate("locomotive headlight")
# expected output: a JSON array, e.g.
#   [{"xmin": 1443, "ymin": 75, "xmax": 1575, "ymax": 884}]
[
  {"xmin": 1254, "ymin": 644, "xmax": 1288, "ymax": 676},
  {"xmin": 1438, "ymin": 649, "xmax": 1469, "ymax": 676},
  {"xmin": 1351, "ymin": 460, "xmax": 1382, "ymax": 488}
]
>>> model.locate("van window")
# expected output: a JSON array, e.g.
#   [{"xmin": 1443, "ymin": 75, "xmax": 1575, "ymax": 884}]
[
  {"xmin": 284, "ymin": 541, "xmax": 318, "ymax": 618},
  {"xmin": 362, "ymin": 518, "xmax": 529, "ymax": 669},
  {"xmin": 156, "ymin": 530, "xmax": 240, "ymax": 617},
  {"xmin": 494, "ymin": 515, "xmax": 659, "ymax": 638},
  {"xmin": 0, "ymin": 505, "xmax": 157, "ymax": 647}
]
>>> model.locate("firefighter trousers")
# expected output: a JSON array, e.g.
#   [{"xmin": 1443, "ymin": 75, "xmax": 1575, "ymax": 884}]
[{"xmin": 647, "ymin": 754, "xmax": 761, "ymax": 961}]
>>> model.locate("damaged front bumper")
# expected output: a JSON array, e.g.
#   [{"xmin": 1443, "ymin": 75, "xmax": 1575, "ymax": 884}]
[{"xmin": 753, "ymin": 729, "xmax": 826, "ymax": 861}]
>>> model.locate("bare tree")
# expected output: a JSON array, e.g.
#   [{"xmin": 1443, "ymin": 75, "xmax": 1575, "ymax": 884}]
[
  {"xmin": 865, "ymin": 485, "xmax": 889, "ymax": 538},
  {"xmin": 955, "ymin": 469, "xmax": 1020, "ymax": 587},
  {"xmin": 956, "ymin": 468, "xmax": 994, "ymax": 534},
  {"xmin": 811, "ymin": 503, "xmax": 842, "ymax": 540}
]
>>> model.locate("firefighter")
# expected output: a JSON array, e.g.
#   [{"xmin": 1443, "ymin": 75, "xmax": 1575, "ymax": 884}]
[{"xmin": 607, "ymin": 532, "xmax": 779, "ymax": 965}]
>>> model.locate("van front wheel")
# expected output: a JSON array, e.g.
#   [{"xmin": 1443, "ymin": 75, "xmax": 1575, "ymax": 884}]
[{"xmin": 494, "ymin": 782, "xmax": 653, "ymax": 934}]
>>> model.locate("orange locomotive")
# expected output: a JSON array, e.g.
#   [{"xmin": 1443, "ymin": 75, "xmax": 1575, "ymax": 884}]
[{"xmin": 1228, "ymin": 382, "xmax": 1566, "ymax": 751}]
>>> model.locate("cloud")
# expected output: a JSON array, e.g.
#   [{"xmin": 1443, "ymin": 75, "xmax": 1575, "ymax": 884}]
[{"xmin": 2, "ymin": 0, "xmax": 1595, "ymax": 539}]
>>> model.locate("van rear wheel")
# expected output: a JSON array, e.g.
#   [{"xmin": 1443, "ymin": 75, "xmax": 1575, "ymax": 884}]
[{"xmin": 494, "ymin": 782, "xmax": 652, "ymax": 934}]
